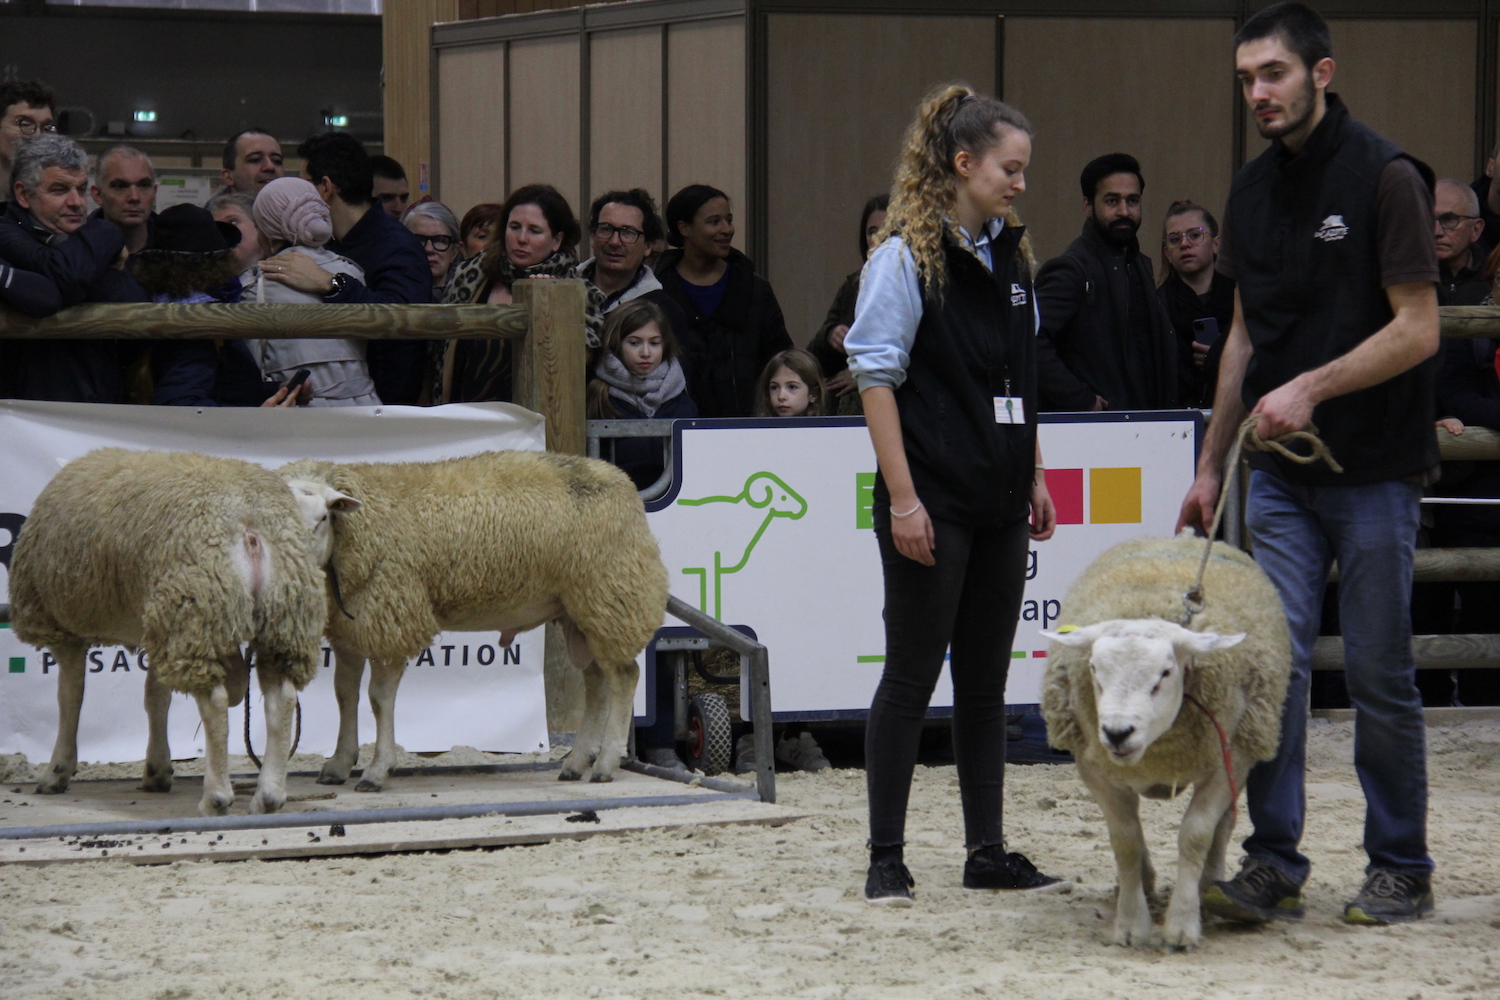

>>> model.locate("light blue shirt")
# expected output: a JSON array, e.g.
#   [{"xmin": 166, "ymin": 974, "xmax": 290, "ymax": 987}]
[{"xmin": 845, "ymin": 217, "xmax": 1041, "ymax": 392}]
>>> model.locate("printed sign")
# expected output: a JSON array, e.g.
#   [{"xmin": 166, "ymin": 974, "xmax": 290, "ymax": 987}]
[
  {"xmin": 642, "ymin": 413, "xmax": 1200, "ymax": 719},
  {"xmin": 0, "ymin": 401, "xmax": 551, "ymax": 764}
]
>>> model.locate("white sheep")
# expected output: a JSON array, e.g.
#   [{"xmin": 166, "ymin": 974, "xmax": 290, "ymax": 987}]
[
  {"xmin": 1040, "ymin": 534, "xmax": 1290, "ymax": 949},
  {"xmin": 279, "ymin": 450, "xmax": 670, "ymax": 790},
  {"xmin": 7, "ymin": 448, "xmax": 326, "ymax": 816}
]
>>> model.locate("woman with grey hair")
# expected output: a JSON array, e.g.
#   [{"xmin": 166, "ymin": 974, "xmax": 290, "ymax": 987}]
[{"xmin": 404, "ymin": 200, "xmax": 462, "ymax": 299}]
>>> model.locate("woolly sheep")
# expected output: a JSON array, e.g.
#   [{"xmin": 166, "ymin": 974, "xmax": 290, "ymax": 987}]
[
  {"xmin": 8, "ymin": 448, "xmax": 326, "ymax": 817},
  {"xmin": 279, "ymin": 450, "xmax": 669, "ymax": 790},
  {"xmin": 1040, "ymin": 533, "xmax": 1291, "ymax": 949}
]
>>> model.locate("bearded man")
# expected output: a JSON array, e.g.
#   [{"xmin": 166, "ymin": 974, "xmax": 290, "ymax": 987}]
[{"xmin": 1035, "ymin": 152, "xmax": 1178, "ymax": 411}]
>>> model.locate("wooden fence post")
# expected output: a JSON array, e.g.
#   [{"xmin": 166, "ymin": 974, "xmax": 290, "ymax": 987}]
[
  {"xmin": 512, "ymin": 278, "xmax": 587, "ymax": 457},
  {"xmin": 511, "ymin": 278, "xmax": 589, "ymax": 734}
]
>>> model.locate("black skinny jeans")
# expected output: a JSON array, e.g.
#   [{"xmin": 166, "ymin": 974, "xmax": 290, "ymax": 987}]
[{"xmin": 866, "ymin": 512, "xmax": 1031, "ymax": 849}]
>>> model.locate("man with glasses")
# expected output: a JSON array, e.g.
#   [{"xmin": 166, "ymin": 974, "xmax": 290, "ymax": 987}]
[
  {"xmin": 1, "ymin": 80, "xmax": 57, "ymax": 209},
  {"xmin": 90, "ymin": 146, "xmax": 158, "ymax": 256},
  {"xmin": 1158, "ymin": 200, "xmax": 1236, "ymax": 406},
  {"xmin": 1035, "ymin": 152, "xmax": 1179, "ymax": 412},
  {"xmin": 577, "ymin": 188, "xmax": 694, "ymax": 361},
  {"xmin": 1433, "ymin": 179, "xmax": 1487, "ymax": 307}
]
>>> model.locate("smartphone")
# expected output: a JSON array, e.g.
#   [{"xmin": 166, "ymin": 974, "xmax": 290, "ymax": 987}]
[
  {"xmin": 1192, "ymin": 317, "xmax": 1221, "ymax": 347},
  {"xmin": 285, "ymin": 368, "xmax": 312, "ymax": 391}
]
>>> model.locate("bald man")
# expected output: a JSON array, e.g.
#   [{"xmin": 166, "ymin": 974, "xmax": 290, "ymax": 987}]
[{"xmin": 1434, "ymin": 178, "xmax": 1488, "ymax": 306}]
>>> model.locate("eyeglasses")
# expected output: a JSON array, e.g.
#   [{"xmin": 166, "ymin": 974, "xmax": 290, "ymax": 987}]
[
  {"xmin": 1436, "ymin": 213, "xmax": 1481, "ymax": 232},
  {"xmin": 592, "ymin": 223, "xmax": 644, "ymax": 245},
  {"xmin": 5, "ymin": 116, "xmax": 57, "ymax": 136},
  {"xmin": 418, "ymin": 234, "xmax": 457, "ymax": 252},
  {"xmin": 1164, "ymin": 227, "xmax": 1208, "ymax": 248}
]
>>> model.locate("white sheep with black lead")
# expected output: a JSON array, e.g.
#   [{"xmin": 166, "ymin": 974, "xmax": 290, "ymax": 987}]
[
  {"xmin": 279, "ymin": 450, "xmax": 669, "ymax": 791},
  {"xmin": 8, "ymin": 448, "xmax": 326, "ymax": 816},
  {"xmin": 1040, "ymin": 533, "xmax": 1290, "ymax": 949}
]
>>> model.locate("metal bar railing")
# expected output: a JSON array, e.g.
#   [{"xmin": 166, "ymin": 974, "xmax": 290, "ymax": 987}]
[{"xmin": 586, "ymin": 418, "xmax": 675, "ymax": 501}]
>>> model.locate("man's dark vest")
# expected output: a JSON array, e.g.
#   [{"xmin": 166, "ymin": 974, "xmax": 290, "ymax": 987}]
[
  {"xmin": 1230, "ymin": 93, "xmax": 1437, "ymax": 486},
  {"xmin": 875, "ymin": 226, "xmax": 1037, "ymax": 526}
]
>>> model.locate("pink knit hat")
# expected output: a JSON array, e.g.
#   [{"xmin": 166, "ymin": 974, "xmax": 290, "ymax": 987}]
[{"xmin": 252, "ymin": 176, "xmax": 333, "ymax": 248}]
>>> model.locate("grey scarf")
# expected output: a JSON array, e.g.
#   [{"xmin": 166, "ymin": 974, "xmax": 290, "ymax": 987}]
[{"xmin": 594, "ymin": 352, "xmax": 686, "ymax": 417}]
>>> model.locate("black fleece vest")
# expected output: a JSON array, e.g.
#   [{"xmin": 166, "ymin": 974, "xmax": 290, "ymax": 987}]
[
  {"xmin": 1230, "ymin": 94, "xmax": 1438, "ymax": 486},
  {"xmin": 875, "ymin": 227, "xmax": 1037, "ymax": 526}
]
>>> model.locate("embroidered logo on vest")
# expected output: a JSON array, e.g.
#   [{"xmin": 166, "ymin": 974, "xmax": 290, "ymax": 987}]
[
  {"xmin": 1314, "ymin": 215, "xmax": 1349, "ymax": 242},
  {"xmin": 1010, "ymin": 282, "xmax": 1028, "ymax": 307}
]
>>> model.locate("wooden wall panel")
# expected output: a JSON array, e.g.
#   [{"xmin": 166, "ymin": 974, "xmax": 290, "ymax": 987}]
[
  {"xmin": 589, "ymin": 26, "xmax": 665, "ymax": 213},
  {"xmin": 437, "ymin": 43, "xmax": 508, "ymax": 219},
  {"xmin": 765, "ymin": 13, "xmax": 994, "ymax": 345},
  {"xmin": 383, "ymin": 0, "xmax": 460, "ymax": 193},
  {"xmin": 509, "ymin": 34, "xmax": 584, "ymax": 216},
  {"xmin": 1006, "ymin": 18, "xmax": 1236, "ymax": 265},
  {"xmin": 666, "ymin": 19, "xmax": 746, "ymax": 246}
]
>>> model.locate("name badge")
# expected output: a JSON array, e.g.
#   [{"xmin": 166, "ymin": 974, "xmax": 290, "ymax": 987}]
[{"xmin": 994, "ymin": 396, "xmax": 1025, "ymax": 424}]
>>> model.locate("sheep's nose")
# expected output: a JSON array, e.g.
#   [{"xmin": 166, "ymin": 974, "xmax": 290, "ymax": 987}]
[{"xmin": 1102, "ymin": 725, "xmax": 1135, "ymax": 749}]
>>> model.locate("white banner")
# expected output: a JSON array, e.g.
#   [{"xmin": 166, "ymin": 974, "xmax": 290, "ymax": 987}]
[
  {"xmin": 641, "ymin": 413, "xmax": 1200, "ymax": 719},
  {"xmin": 0, "ymin": 401, "xmax": 551, "ymax": 764}
]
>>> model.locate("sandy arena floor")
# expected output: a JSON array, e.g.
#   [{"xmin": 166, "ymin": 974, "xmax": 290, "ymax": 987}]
[{"xmin": 2, "ymin": 719, "xmax": 1498, "ymax": 1000}]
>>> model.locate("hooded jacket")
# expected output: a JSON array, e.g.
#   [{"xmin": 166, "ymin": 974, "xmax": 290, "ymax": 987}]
[{"xmin": 653, "ymin": 247, "xmax": 792, "ymax": 417}]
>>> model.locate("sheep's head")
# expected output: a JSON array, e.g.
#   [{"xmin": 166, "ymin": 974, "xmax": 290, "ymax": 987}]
[
  {"xmin": 284, "ymin": 477, "xmax": 361, "ymax": 565},
  {"xmin": 1041, "ymin": 619, "xmax": 1244, "ymax": 766}
]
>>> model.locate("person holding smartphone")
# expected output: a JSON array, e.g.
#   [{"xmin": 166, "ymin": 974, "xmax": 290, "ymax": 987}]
[{"xmin": 1157, "ymin": 200, "xmax": 1235, "ymax": 408}]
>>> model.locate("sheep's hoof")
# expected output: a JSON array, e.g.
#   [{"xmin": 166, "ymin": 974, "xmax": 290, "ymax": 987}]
[
  {"xmin": 316, "ymin": 771, "xmax": 348, "ymax": 786},
  {"xmin": 587, "ymin": 771, "xmax": 614, "ymax": 784},
  {"xmin": 354, "ymin": 777, "xmax": 383, "ymax": 793},
  {"xmin": 36, "ymin": 766, "xmax": 72, "ymax": 795},
  {"xmin": 557, "ymin": 768, "xmax": 584, "ymax": 782},
  {"xmin": 140, "ymin": 764, "xmax": 174, "ymax": 793},
  {"xmin": 198, "ymin": 793, "xmax": 233, "ymax": 817},
  {"xmin": 250, "ymin": 791, "xmax": 284, "ymax": 815},
  {"xmin": 1160, "ymin": 914, "xmax": 1202, "ymax": 951}
]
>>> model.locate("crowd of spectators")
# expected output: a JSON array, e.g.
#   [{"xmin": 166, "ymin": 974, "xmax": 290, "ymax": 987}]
[{"xmin": 4, "ymin": 71, "xmax": 1500, "ymax": 717}]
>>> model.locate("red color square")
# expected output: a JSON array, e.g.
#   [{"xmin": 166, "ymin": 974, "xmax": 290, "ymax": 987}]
[{"xmin": 1046, "ymin": 468, "xmax": 1084, "ymax": 525}]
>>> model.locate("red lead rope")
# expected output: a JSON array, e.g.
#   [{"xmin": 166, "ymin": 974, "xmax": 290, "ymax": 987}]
[{"xmin": 1183, "ymin": 690, "xmax": 1238, "ymax": 827}]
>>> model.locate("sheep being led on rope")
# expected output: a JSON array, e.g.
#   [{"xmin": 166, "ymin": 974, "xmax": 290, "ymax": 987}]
[
  {"xmin": 1041, "ymin": 532, "xmax": 1291, "ymax": 950},
  {"xmin": 8, "ymin": 448, "xmax": 326, "ymax": 817},
  {"xmin": 279, "ymin": 450, "xmax": 670, "ymax": 791}
]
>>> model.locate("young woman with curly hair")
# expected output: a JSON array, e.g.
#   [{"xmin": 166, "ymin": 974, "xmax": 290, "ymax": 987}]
[{"xmin": 845, "ymin": 83, "xmax": 1061, "ymax": 904}]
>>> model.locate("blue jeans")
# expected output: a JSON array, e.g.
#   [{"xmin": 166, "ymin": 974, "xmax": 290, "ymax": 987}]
[{"xmin": 1243, "ymin": 469, "xmax": 1433, "ymax": 883}]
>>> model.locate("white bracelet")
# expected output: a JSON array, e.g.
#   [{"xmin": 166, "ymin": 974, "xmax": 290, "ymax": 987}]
[{"xmin": 891, "ymin": 501, "xmax": 923, "ymax": 519}]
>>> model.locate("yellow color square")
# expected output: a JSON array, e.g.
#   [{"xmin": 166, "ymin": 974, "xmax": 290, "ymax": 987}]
[{"xmin": 1090, "ymin": 467, "xmax": 1142, "ymax": 524}]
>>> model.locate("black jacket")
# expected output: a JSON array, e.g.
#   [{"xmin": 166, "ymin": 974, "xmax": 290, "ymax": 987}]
[
  {"xmin": 598, "ymin": 389, "xmax": 698, "ymax": 490},
  {"xmin": 1158, "ymin": 269, "xmax": 1236, "ymax": 407},
  {"xmin": 0, "ymin": 202, "xmax": 147, "ymax": 402},
  {"xmin": 1435, "ymin": 337, "xmax": 1500, "ymax": 542},
  {"xmin": 1438, "ymin": 245, "xmax": 1489, "ymax": 306},
  {"xmin": 326, "ymin": 202, "xmax": 432, "ymax": 404},
  {"xmin": 1035, "ymin": 221, "xmax": 1178, "ymax": 412},
  {"xmin": 653, "ymin": 248, "xmax": 792, "ymax": 417},
  {"xmin": 1229, "ymin": 93, "xmax": 1437, "ymax": 486},
  {"xmin": 877, "ymin": 226, "xmax": 1037, "ymax": 526}
]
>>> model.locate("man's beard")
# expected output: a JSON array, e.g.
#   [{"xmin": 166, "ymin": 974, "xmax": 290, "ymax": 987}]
[
  {"xmin": 1255, "ymin": 78, "xmax": 1316, "ymax": 140},
  {"xmin": 1094, "ymin": 213, "xmax": 1140, "ymax": 249}
]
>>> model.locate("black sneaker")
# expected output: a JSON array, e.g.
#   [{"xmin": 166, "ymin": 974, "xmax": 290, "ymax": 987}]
[
  {"xmin": 1203, "ymin": 856, "xmax": 1305, "ymax": 923},
  {"xmin": 865, "ymin": 858, "xmax": 915, "ymax": 906},
  {"xmin": 963, "ymin": 846, "xmax": 1063, "ymax": 891},
  {"xmin": 1342, "ymin": 869, "xmax": 1434, "ymax": 925}
]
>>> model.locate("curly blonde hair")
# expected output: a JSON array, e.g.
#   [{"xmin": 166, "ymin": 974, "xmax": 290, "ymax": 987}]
[{"xmin": 876, "ymin": 83, "xmax": 1034, "ymax": 297}]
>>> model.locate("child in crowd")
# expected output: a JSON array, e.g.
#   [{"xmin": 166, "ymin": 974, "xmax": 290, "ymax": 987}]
[
  {"xmin": 754, "ymin": 348, "xmax": 828, "ymax": 417},
  {"xmin": 587, "ymin": 298, "xmax": 697, "ymax": 490}
]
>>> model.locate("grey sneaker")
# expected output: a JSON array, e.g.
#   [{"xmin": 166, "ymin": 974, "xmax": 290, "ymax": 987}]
[
  {"xmin": 1342, "ymin": 869, "xmax": 1434, "ymax": 925},
  {"xmin": 1203, "ymin": 856, "xmax": 1306, "ymax": 923},
  {"xmin": 732, "ymin": 733, "xmax": 756, "ymax": 775},
  {"xmin": 641, "ymin": 747, "xmax": 688, "ymax": 771},
  {"xmin": 776, "ymin": 732, "xmax": 830, "ymax": 771}
]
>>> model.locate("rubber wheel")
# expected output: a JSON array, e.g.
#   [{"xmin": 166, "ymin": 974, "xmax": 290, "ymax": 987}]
[{"xmin": 685, "ymin": 692, "xmax": 733, "ymax": 775}]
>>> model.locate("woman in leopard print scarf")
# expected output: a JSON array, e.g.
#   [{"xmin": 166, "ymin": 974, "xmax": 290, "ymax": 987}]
[{"xmin": 436, "ymin": 184, "xmax": 605, "ymax": 403}]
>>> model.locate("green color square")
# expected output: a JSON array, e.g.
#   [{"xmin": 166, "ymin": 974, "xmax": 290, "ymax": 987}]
[
  {"xmin": 856, "ymin": 472, "xmax": 876, "ymax": 529},
  {"xmin": 8, "ymin": 657, "xmax": 23, "ymax": 674}
]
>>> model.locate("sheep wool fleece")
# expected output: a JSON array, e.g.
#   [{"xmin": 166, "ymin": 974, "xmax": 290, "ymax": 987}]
[
  {"xmin": 9, "ymin": 448, "xmax": 326, "ymax": 694},
  {"xmin": 277, "ymin": 451, "xmax": 669, "ymax": 665},
  {"xmin": 1041, "ymin": 535, "xmax": 1291, "ymax": 784}
]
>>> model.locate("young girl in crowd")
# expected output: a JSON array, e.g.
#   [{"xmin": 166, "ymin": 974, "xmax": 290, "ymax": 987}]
[
  {"xmin": 754, "ymin": 348, "xmax": 828, "ymax": 417},
  {"xmin": 587, "ymin": 298, "xmax": 697, "ymax": 490},
  {"xmin": 844, "ymin": 84, "xmax": 1060, "ymax": 903}
]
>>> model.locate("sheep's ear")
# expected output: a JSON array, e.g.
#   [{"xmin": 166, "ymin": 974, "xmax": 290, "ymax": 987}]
[
  {"xmin": 1040, "ymin": 624, "xmax": 1102, "ymax": 649},
  {"xmin": 1175, "ymin": 630, "xmax": 1245, "ymax": 654},
  {"xmin": 327, "ymin": 491, "xmax": 361, "ymax": 514}
]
